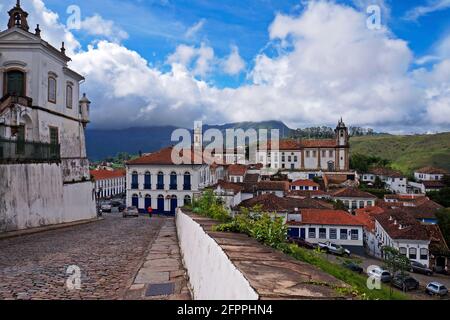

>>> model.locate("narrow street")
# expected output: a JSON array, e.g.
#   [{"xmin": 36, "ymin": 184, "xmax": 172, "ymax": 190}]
[{"xmin": 0, "ymin": 214, "xmax": 167, "ymax": 300}]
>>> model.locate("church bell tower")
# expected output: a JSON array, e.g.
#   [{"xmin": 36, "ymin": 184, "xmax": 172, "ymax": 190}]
[
  {"xmin": 335, "ymin": 118, "xmax": 349, "ymax": 147},
  {"xmin": 7, "ymin": 1, "xmax": 29, "ymax": 32}
]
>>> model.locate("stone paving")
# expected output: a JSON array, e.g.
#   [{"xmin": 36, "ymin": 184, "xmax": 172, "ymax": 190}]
[
  {"xmin": 0, "ymin": 214, "xmax": 166, "ymax": 300},
  {"xmin": 124, "ymin": 218, "xmax": 191, "ymax": 300}
]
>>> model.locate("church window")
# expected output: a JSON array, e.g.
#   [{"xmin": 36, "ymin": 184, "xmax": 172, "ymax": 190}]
[
  {"xmin": 48, "ymin": 75, "xmax": 57, "ymax": 103},
  {"xmin": 66, "ymin": 83, "xmax": 73, "ymax": 108}
]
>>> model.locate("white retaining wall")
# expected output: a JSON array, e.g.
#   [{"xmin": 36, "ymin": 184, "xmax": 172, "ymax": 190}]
[
  {"xmin": 0, "ymin": 163, "xmax": 96, "ymax": 233},
  {"xmin": 176, "ymin": 209, "xmax": 259, "ymax": 300}
]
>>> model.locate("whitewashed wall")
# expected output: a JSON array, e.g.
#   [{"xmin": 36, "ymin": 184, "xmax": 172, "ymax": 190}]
[
  {"xmin": 176, "ymin": 209, "xmax": 259, "ymax": 300},
  {"xmin": 0, "ymin": 163, "xmax": 96, "ymax": 233}
]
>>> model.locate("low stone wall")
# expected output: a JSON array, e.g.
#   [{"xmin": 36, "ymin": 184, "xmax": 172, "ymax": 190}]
[
  {"xmin": 176, "ymin": 209, "xmax": 354, "ymax": 300},
  {"xmin": 176, "ymin": 209, "xmax": 258, "ymax": 300},
  {"xmin": 0, "ymin": 163, "xmax": 96, "ymax": 233}
]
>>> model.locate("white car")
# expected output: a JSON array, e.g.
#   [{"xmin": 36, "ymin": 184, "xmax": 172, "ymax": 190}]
[
  {"xmin": 100, "ymin": 203, "xmax": 112, "ymax": 212},
  {"xmin": 425, "ymin": 282, "xmax": 448, "ymax": 296},
  {"xmin": 318, "ymin": 242, "xmax": 351, "ymax": 256},
  {"xmin": 367, "ymin": 266, "xmax": 392, "ymax": 283}
]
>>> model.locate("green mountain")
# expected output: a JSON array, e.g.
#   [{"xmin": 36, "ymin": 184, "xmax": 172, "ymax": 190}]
[{"xmin": 350, "ymin": 132, "xmax": 450, "ymax": 174}]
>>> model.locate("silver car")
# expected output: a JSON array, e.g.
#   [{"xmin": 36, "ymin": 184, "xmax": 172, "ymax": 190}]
[
  {"xmin": 367, "ymin": 266, "xmax": 392, "ymax": 283},
  {"xmin": 426, "ymin": 282, "xmax": 448, "ymax": 296},
  {"xmin": 123, "ymin": 206, "xmax": 139, "ymax": 218}
]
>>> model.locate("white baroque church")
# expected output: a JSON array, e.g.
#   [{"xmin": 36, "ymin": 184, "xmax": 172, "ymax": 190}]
[{"xmin": 0, "ymin": 1, "xmax": 96, "ymax": 233}]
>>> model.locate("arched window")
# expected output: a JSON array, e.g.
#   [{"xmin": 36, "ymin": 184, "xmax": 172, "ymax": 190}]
[
  {"xmin": 157, "ymin": 172, "xmax": 164, "ymax": 190},
  {"xmin": 184, "ymin": 195, "xmax": 192, "ymax": 206},
  {"xmin": 66, "ymin": 83, "xmax": 73, "ymax": 108},
  {"xmin": 131, "ymin": 171, "xmax": 139, "ymax": 189},
  {"xmin": 5, "ymin": 70, "xmax": 25, "ymax": 96},
  {"xmin": 420, "ymin": 248, "xmax": 428, "ymax": 260},
  {"xmin": 184, "ymin": 172, "xmax": 191, "ymax": 190},
  {"xmin": 131, "ymin": 194, "xmax": 139, "ymax": 208},
  {"xmin": 48, "ymin": 75, "xmax": 57, "ymax": 103},
  {"xmin": 170, "ymin": 172, "xmax": 177, "ymax": 190},
  {"xmin": 399, "ymin": 247, "xmax": 407, "ymax": 256}
]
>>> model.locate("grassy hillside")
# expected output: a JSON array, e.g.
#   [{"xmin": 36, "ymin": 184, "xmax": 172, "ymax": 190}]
[{"xmin": 350, "ymin": 132, "xmax": 450, "ymax": 174}]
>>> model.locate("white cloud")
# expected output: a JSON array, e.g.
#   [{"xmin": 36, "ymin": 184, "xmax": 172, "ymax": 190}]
[
  {"xmin": 2, "ymin": 0, "xmax": 450, "ymax": 132},
  {"xmin": 185, "ymin": 19, "xmax": 206, "ymax": 39},
  {"xmin": 80, "ymin": 14, "xmax": 129, "ymax": 43},
  {"xmin": 404, "ymin": 0, "xmax": 450, "ymax": 21},
  {"xmin": 222, "ymin": 45, "xmax": 246, "ymax": 75},
  {"xmin": 167, "ymin": 43, "xmax": 215, "ymax": 77}
]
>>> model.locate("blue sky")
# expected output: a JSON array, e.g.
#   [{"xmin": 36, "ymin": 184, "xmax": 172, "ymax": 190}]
[
  {"xmin": 2, "ymin": 0, "xmax": 450, "ymax": 132},
  {"xmin": 38, "ymin": 0, "xmax": 450, "ymax": 88}
]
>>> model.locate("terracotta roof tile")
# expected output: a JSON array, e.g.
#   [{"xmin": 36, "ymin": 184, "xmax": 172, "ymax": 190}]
[
  {"xmin": 375, "ymin": 209, "xmax": 430, "ymax": 241},
  {"xmin": 289, "ymin": 209, "xmax": 364, "ymax": 227},
  {"xmin": 238, "ymin": 194, "xmax": 331, "ymax": 211},
  {"xmin": 90, "ymin": 169, "xmax": 125, "ymax": 181},
  {"xmin": 291, "ymin": 179, "xmax": 320, "ymax": 188},
  {"xmin": 368, "ymin": 167, "xmax": 404, "ymax": 178},
  {"xmin": 332, "ymin": 187, "xmax": 377, "ymax": 199},
  {"xmin": 416, "ymin": 167, "xmax": 448, "ymax": 175},
  {"xmin": 228, "ymin": 164, "xmax": 247, "ymax": 176}
]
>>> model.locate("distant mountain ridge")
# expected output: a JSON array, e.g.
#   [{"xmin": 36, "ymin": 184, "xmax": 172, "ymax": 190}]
[{"xmin": 86, "ymin": 120, "xmax": 291, "ymax": 161}]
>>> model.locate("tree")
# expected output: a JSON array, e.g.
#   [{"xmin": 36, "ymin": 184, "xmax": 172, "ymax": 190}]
[
  {"xmin": 428, "ymin": 188, "xmax": 450, "ymax": 208},
  {"xmin": 334, "ymin": 200, "xmax": 347, "ymax": 211},
  {"xmin": 382, "ymin": 246, "xmax": 411, "ymax": 295},
  {"xmin": 373, "ymin": 176, "xmax": 385, "ymax": 189},
  {"xmin": 436, "ymin": 208, "xmax": 450, "ymax": 248}
]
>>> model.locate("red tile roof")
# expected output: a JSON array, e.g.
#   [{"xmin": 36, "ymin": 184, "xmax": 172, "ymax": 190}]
[
  {"xmin": 354, "ymin": 206, "xmax": 386, "ymax": 231},
  {"xmin": 238, "ymin": 194, "xmax": 332, "ymax": 211},
  {"xmin": 332, "ymin": 187, "xmax": 377, "ymax": 199},
  {"xmin": 289, "ymin": 209, "xmax": 364, "ymax": 227},
  {"xmin": 422, "ymin": 181, "xmax": 446, "ymax": 189},
  {"xmin": 291, "ymin": 179, "xmax": 320, "ymax": 188},
  {"xmin": 90, "ymin": 169, "xmax": 126, "ymax": 181},
  {"xmin": 416, "ymin": 167, "xmax": 448, "ymax": 175},
  {"xmin": 211, "ymin": 180, "xmax": 243, "ymax": 195},
  {"xmin": 255, "ymin": 181, "xmax": 290, "ymax": 192},
  {"xmin": 375, "ymin": 209, "xmax": 430, "ymax": 241},
  {"xmin": 369, "ymin": 167, "xmax": 404, "ymax": 178},
  {"xmin": 127, "ymin": 146, "xmax": 213, "ymax": 165},
  {"xmin": 228, "ymin": 164, "xmax": 247, "ymax": 176},
  {"xmin": 286, "ymin": 190, "xmax": 330, "ymax": 198}
]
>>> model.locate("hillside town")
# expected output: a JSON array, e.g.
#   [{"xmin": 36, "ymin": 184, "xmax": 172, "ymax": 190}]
[{"xmin": 0, "ymin": 1, "xmax": 449, "ymax": 303}]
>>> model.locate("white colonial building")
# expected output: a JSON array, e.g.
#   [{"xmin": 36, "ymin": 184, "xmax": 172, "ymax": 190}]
[
  {"xmin": 0, "ymin": 2, "xmax": 96, "ymax": 233},
  {"xmin": 414, "ymin": 167, "xmax": 448, "ymax": 182},
  {"xmin": 125, "ymin": 146, "xmax": 218, "ymax": 214},
  {"xmin": 90, "ymin": 169, "xmax": 126, "ymax": 199}
]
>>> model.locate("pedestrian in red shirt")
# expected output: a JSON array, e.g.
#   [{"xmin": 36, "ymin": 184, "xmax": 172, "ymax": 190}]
[{"xmin": 147, "ymin": 206, "xmax": 153, "ymax": 218}]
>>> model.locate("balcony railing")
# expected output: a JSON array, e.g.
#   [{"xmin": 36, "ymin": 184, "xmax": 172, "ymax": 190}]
[
  {"xmin": 183, "ymin": 184, "xmax": 192, "ymax": 191},
  {"xmin": 157, "ymin": 184, "xmax": 165, "ymax": 190},
  {"xmin": 0, "ymin": 138, "xmax": 60, "ymax": 164},
  {"xmin": 131, "ymin": 183, "xmax": 139, "ymax": 189}
]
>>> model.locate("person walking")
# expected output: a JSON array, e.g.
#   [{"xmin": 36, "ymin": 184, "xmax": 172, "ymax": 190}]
[{"xmin": 147, "ymin": 206, "xmax": 153, "ymax": 218}]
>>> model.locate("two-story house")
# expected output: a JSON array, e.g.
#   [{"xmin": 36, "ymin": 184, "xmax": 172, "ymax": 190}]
[{"xmin": 125, "ymin": 146, "xmax": 215, "ymax": 214}]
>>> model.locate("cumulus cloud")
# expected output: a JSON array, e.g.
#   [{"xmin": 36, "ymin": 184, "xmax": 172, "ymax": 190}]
[
  {"xmin": 404, "ymin": 0, "xmax": 450, "ymax": 21},
  {"xmin": 2, "ymin": 0, "xmax": 450, "ymax": 132},
  {"xmin": 222, "ymin": 46, "xmax": 246, "ymax": 75},
  {"xmin": 80, "ymin": 14, "xmax": 129, "ymax": 43}
]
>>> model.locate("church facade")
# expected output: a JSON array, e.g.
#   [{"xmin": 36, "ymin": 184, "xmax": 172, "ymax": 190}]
[
  {"xmin": 0, "ymin": 2, "xmax": 96, "ymax": 233},
  {"xmin": 256, "ymin": 119, "xmax": 350, "ymax": 174}
]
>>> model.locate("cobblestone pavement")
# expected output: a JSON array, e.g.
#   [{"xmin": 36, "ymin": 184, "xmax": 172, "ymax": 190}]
[
  {"xmin": 124, "ymin": 218, "xmax": 191, "ymax": 300},
  {"xmin": 0, "ymin": 214, "xmax": 166, "ymax": 300}
]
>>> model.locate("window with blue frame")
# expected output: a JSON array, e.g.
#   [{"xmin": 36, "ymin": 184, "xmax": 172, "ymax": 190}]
[
  {"xmin": 131, "ymin": 172, "xmax": 139, "ymax": 189},
  {"xmin": 157, "ymin": 172, "xmax": 164, "ymax": 190},
  {"xmin": 170, "ymin": 172, "xmax": 177, "ymax": 190},
  {"xmin": 184, "ymin": 172, "xmax": 191, "ymax": 190},
  {"xmin": 144, "ymin": 172, "xmax": 151, "ymax": 189}
]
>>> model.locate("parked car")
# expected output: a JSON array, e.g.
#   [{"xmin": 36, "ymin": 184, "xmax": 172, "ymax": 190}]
[
  {"xmin": 100, "ymin": 203, "xmax": 112, "ymax": 213},
  {"xmin": 318, "ymin": 242, "xmax": 351, "ymax": 256},
  {"xmin": 425, "ymin": 282, "xmax": 448, "ymax": 297},
  {"xmin": 391, "ymin": 274, "xmax": 419, "ymax": 291},
  {"xmin": 118, "ymin": 203, "xmax": 126, "ymax": 212},
  {"xmin": 123, "ymin": 206, "xmax": 139, "ymax": 218},
  {"xmin": 367, "ymin": 267, "xmax": 392, "ymax": 283},
  {"xmin": 410, "ymin": 261, "xmax": 433, "ymax": 276},
  {"xmin": 342, "ymin": 261, "xmax": 363, "ymax": 274},
  {"xmin": 288, "ymin": 237, "xmax": 317, "ymax": 250}
]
